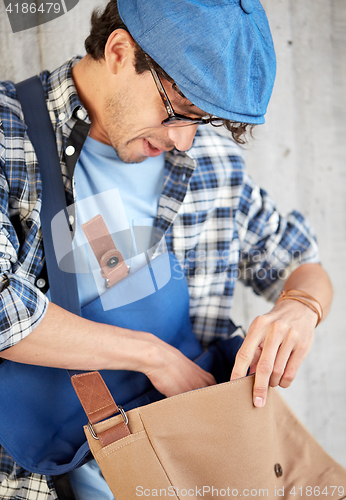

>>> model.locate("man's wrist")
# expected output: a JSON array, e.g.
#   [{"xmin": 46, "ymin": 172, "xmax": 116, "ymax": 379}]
[
  {"xmin": 272, "ymin": 297, "xmax": 318, "ymax": 328},
  {"xmin": 276, "ymin": 289, "xmax": 323, "ymax": 327},
  {"xmin": 104, "ymin": 327, "xmax": 163, "ymax": 374}
]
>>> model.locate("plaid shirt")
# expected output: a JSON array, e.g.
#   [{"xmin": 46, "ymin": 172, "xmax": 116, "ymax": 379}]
[{"xmin": 0, "ymin": 57, "xmax": 319, "ymax": 499}]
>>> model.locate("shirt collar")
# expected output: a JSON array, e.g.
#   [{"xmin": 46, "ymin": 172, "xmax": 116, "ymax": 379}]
[{"xmin": 42, "ymin": 56, "xmax": 90, "ymax": 128}]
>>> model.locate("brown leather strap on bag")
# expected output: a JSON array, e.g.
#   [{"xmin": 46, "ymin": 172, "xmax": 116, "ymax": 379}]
[
  {"xmin": 71, "ymin": 372, "xmax": 130, "ymax": 447},
  {"xmin": 82, "ymin": 214, "xmax": 130, "ymax": 288}
]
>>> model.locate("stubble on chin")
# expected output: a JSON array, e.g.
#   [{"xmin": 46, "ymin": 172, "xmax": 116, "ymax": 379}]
[{"xmin": 113, "ymin": 143, "xmax": 147, "ymax": 164}]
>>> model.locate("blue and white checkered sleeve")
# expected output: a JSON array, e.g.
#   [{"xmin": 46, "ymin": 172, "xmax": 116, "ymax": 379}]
[
  {"xmin": 0, "ymin": 119, "xmax": 48, "ymax": 352},
  {"xmin": 235, "ymin": 172, "xmax": 320, "ymax": 302}
]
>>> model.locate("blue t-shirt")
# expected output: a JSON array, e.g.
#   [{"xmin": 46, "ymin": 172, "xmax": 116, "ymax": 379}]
[{"xmin": 72, "ymin": 136, "xmax": 165, "ymax": 307}]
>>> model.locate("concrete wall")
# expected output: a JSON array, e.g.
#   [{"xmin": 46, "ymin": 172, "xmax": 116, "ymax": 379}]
[{"xmin": 1, "ymin": 0, "xmax": 345, "ymax": 467}]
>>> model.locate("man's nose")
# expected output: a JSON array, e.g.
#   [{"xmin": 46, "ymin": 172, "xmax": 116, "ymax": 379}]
[{"xmin": 166, "ymin": 125, "xmax": 198, "ymax": 152}]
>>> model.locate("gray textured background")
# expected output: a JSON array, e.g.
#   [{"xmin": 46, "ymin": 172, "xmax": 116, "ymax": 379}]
[{"xmin": 1, "ymin": 0, "xmax": 345, "ymax": 467}]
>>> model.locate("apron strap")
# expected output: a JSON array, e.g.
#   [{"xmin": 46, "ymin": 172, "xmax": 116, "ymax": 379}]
[
  {"xmin": 15, "ymin": 75, "xmax": 83, "ymax": 498},
  {"xmin": 15, "ymin": 76, "xmax": 81, "ymax": 317},
  {"xmin": 16, "ymin": 77, "xmax": 82, "ymax": 386}
]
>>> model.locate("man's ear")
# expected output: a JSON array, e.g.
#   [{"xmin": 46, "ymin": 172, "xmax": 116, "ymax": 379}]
[{"xmin": 104, "ymin": 29, "xmax": 135, "ymax": 75}]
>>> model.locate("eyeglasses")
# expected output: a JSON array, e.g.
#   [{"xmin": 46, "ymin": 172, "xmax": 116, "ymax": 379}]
[{"xmin": 145, "ymin": 56, "xmax": 223, "ymax": 128}]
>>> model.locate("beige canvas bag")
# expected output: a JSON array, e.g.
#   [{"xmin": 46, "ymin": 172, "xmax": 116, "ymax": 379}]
[{"xmin": 72, "ymin": 371, "xmax": 346, "ymax": 500}]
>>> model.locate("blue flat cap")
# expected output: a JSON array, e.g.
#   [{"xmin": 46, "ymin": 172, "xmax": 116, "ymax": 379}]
[{"xmin": 118, "ymin": 0, "xmax": 276, "ymax": 124}]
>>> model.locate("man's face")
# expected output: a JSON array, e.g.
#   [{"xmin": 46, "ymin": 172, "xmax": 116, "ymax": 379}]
[{"xmin": 97, "ymin": 60, "xmax": 206, "ymax": 163}]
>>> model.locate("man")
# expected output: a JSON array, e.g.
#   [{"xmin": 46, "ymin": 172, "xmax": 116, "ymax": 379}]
[{"xmin": 0, "ymin": 0, "xmax": 332, "ymax": 498}]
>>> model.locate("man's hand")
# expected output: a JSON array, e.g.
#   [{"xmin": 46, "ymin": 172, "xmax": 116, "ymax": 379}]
[
  {"xmin": 230, "ymin": 299, "xmax": 316, "ymax": 407},
  {"xmin": 144, "ymin": 340, "xmax": 216, "ymax": 397},
  {"xmin": 230, "ymin": 263, "xmax": 333, "ymax": 407}
]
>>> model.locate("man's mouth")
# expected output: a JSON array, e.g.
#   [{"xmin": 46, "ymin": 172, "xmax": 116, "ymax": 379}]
[{"xmin": 142, "ymin": 139, "xmax": 172, "ymax": 157}]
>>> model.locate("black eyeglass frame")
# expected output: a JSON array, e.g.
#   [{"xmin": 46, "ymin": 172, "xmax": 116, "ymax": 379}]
[{"xmin": 145, "ymin": 56, "xmax": 219, "ymax": 128}]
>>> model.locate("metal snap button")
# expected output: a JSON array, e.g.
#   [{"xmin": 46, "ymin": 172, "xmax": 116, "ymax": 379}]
[
  {"xmin": 274, "ymin": 463, "xmax": 283, "ymax": 477},
  {"xmin": 65, "ymin": 145, "xmax": 75, "ymax": 156},
  {"xmin": 58, "ymin": 112, "xmax": 66, "ymax": 121},
  {"xmin": 76, "ymin": 108, "xmax": 86, "ymax": 120},
  {"xmin": 107, "ymin": 256, "xmax": 119, "ymax": 268},
  {"xmin": 240, "ymin": 0, "xmax": 254, "ymax": 14},
  {"xmin": 36, "ymin": 278, "xmax": 46, "ymax": 289}
]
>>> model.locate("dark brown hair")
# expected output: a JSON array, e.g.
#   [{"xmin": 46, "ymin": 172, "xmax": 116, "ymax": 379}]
[{"xmin": 85, "ymin": 1, "xmax": 254, "ymax": 144}]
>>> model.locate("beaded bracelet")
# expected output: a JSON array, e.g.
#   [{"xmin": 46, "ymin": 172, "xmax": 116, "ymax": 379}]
[{"xmin": 276, "ymin": 289, "xmax": 323, "ymax": 327}]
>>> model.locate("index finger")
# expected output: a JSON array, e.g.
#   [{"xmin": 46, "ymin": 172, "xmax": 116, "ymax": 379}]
[
  {"xmin": 251, "ymin": 340, "xmax": 278, "ymax": 407},
  {"xmin": 230, "ymin": 317, "xmax": 266, "ymax": 381}
]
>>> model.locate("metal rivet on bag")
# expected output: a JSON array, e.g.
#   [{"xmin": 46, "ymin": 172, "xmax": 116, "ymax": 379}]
[
  {"xmin": 107, "ymin": 256, "xmax": 119, "ymax": 268},
  {"xmin": 274, "ymin": 463, "xmax": 283, "ymax": 477}
]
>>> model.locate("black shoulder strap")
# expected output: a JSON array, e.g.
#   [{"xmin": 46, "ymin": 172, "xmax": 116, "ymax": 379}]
[{"xmin": 15, "ymin": 76, "xmax": 81, "ymax": 316}]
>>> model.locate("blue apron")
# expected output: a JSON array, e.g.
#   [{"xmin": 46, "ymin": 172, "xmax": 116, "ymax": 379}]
[{"xmin": 0, "ymin": 253, "xmax": 242, "ymax": 476}]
